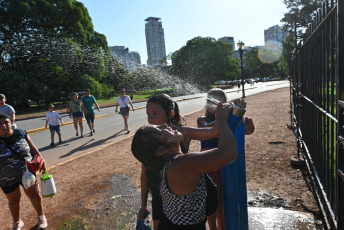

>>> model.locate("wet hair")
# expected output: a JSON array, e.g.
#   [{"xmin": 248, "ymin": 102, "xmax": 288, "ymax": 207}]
[
  {"xmin": 131, "ymin": 125, "xmax": 176, "ymax": 174},
  {"xmin": 205, "ymin": 88, "xmax": 227, "ymax": 122},
  {"xmin": 147, "ymin": 94, "xmax": 185, "ymax": 127},
  {"xmin": 0, "ymin": 113, "xmax": 12, "ymax": 122}
]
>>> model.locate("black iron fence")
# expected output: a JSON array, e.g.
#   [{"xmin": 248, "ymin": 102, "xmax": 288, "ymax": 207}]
[{"xmin": 290, "ymin": 0, "xmax": 343, "ymax": 229}]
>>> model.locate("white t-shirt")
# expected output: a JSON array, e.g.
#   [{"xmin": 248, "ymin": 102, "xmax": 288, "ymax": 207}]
[
  {"xmin": 0, "ymin": 104, "xmax": 15, "ymax": 116},
  {"xmin": 46, "ymin": 111, "xmax": 61, "ymax": 126},
  {"xmin": 117, "ymin": 95, "xmax": 131, "ymax": 108}
]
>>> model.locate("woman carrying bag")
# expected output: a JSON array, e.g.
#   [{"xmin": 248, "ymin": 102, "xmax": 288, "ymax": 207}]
[
  {"xmin": 68, "ymin": 92, "xmax": 85, "ymax": 137},
  {"xmin": 115, "ymin": 89, "xmax": 135, "ymax": 133}
]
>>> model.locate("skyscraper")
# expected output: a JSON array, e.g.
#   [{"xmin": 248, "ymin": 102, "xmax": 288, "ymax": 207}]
[
  {"xmin": 145, "ymin": 17, "xmax": 166, "ymax": 66},
  {"xmin": 264, "ymin": 25, "xmax": 288, "ymax": 44}
]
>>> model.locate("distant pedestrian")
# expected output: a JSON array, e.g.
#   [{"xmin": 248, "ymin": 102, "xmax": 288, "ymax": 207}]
[
  {"xmin": 68, "ymin": 92, "xmax": 85, "ymax": 137},
  {"xmin": 81, "ymin": 89, "xmax": 100, "ymax": 135},
  {"xmin": 45, "ymin": 104, "xmax": 63, "ymax": 147},
  {"xmin": 237, "ymin": 82, "xmax": 241, "ymax": 91},
  {"xmin": 115, "ymin": 89, "xmax": 134, "ymax": 133},
  {"xmin": 0, "ymin": 94, "xmax": 16, "ymax": 128}
]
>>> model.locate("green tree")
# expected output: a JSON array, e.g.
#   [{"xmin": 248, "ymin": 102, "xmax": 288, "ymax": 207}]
[
  {"xmin": 0, "ymin": 0, "xmax": 127, "ymax": 106},
  {"xmin": 281, "ymin": 0, "xmax": 322, "ymax": 46},
  {"xmin": 244, "ymin": 49, "xmax": 276, "ymax": 78},
  {"xmin": 170, "ymin": 37, "xmax": 239, "ymax": 87}
]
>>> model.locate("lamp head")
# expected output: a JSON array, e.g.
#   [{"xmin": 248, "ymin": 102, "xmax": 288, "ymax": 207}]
[{"xmin": 237, "ymin": 40, "xmax": 245, "ymax": 50}]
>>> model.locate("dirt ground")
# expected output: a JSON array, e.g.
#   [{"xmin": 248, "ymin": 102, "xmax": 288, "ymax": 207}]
[{"xmin": 0, "ymin": 87, "xmax": 323, "ymax": 229}]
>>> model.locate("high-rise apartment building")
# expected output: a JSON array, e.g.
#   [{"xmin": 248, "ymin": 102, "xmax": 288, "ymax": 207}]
[
  {"xmin": 109, "ymin": 46, "xmax": 128, "ymax": 67},
  {"xmin": 218, "ymin": 36, "xmax": 235, "ymax": 49},
  {"xmin": 264, "ymin": 25, "xmax": 288, "ymax": 44},
  {"xmin": 109, "ymin": 46, "xmax": 141, "ymax": 72},
  {"xmin": 145, "ymin": 17, "xmax": 166, "ymax": 66}
]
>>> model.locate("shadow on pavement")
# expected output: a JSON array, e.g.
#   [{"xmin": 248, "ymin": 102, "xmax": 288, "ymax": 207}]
[{"xmin": 58, "ymin": 130, "xmax": 128, "ymax": 159}]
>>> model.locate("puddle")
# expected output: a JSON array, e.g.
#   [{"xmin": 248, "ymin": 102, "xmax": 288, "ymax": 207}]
[
  {"xmin": 57, "ymin": 174, "xmax": 152, "ymax": 229},
  {"xmin": 249, "ymin": 207, "xmax": 316, "ymax": 230}
]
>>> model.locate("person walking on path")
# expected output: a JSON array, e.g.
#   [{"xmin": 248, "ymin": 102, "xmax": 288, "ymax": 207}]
[
  {"xmin": 68, "ymin": 93, "xmax": 85, "ymax": 137},
  {"xmin": 81, "ymin": 89, "xmax": 100, "ymax": 136},
  {"xmin": 0, "ymin": 94, "xmax": 16, "ymax": 128},
  {"xmin": 115, "ymin": 89, "xmax": 134, "ymax": 133},
  {"xmin": 45, "ymin": 104, "xmax": 63, "ymax": 147},
  {"xmin": 0, "ymin": 113, "xmax": 48, "ymax": 230}
]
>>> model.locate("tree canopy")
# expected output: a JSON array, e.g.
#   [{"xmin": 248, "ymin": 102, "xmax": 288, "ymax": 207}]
[
  {"xmin": 0, "ymin": 0, "xmax": 127, "ymax": 107},
  {"xmin": 281, "ymin": 0, "xmax": 322, "ymax": 46},
  {"xmin": 169, "ymin": 37, "xmax": 240, "ymax": 87}
]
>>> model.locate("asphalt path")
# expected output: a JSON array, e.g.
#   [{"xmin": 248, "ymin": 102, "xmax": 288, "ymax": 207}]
[{"xmin": 16, "ymin": 81, "xmax": 290, "ymax": 168}]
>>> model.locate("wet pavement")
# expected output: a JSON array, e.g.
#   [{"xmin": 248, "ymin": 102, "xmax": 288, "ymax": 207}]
[
  {"xmin": 54, "ymin": 174, "xmax": 318, "ymax": 230},
  {"xmin": 248, "ymin": 207, "xmax": 315, "ymax": 230}
]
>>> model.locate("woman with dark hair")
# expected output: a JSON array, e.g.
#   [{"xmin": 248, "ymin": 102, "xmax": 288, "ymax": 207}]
[
  {"xmin": 132, "ymin": 102, "xmax": 238, "ymax": 230},
  {"xmin": 137, "ymin": 94, "xmax": 220, "ymax": 229},
  {"xmin": 0, "ymin": 113, "xmax": 48, "ymax": 229}
]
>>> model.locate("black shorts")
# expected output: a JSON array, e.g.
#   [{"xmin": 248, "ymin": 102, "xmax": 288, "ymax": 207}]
[
  {"xmin": 85, "ymin": 113, "xmax": 95, "ymax": 123},
  {"xmin": 1, "ymin": 174, "xmax": 37, "ymax": 194},
  {"xmin": 119, "ymin": 107, "xmax": 129, "ymax": 116}
]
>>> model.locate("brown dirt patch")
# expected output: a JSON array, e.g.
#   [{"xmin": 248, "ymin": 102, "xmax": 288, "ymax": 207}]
[{"xmin": 0, "ymin": 87, "xmax": 322, "ymax": 229}]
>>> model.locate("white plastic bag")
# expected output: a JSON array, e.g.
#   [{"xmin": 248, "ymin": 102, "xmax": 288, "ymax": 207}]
[{"xmin": 22, "ymin": 163, "xmax": 36, "ymax": 189}]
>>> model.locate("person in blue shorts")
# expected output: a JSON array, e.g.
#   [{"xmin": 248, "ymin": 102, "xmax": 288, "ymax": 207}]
[
  {"xmin": 45, "ymin": 104, "xmax": 63, "ymax": 147},
  {"xmin": 81, "ymin": 89, "xmax": 100, "ymax": 136}
]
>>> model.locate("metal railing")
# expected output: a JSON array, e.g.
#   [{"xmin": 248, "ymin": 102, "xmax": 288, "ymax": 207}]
[{"xmin": 290, "ymin": 0, "xmax": 343, "ymax": 229}]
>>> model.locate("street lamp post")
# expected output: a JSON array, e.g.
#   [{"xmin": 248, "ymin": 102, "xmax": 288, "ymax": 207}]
[{"xmin": 237, "ymin": 40, "xmax": 245, "ymax": 98}]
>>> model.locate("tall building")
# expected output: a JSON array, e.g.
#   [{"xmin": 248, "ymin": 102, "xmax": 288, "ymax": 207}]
[
  {"xmin": 145, "ymin": 17, "xmax": 166, "ymax": 66},
  {"xmin": 109, "ymin": 46, "xmax": 128, "ymax": 67},
  {"xmin": 264, "ymin": 25, "xmax": 288, "ymax": 44},
  {"xmin": 218, "ymin": 36, "xmax": 235, "ymax": 49},
  {"xmin": 109, "ymin": 46, "xmax": 141, "ymax": 72}
]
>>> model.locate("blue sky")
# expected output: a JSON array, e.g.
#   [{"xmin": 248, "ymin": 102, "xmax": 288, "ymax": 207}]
[{"xmin": 78, "ymin": 0, "xmax": 287, "ymax": 65}]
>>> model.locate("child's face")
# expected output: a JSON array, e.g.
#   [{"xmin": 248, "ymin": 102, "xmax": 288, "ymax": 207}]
[
  {"xmin": 146, "ymin": 103, "xmax": 170, "ymax": 125},
  {"xmin": 48, "ymin": 107, "xmax": 54, "ymax": 112}
]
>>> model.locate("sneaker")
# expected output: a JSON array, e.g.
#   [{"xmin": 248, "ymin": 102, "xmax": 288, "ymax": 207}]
[
  {"xmin": 76, "ymin": 132, "xmax": 79, "ymax": 136},
  {"xmin": 59, "ymin": 138, "xmax": 62, "ymax": 143},
  {"xmin": 93, "ymin": 129, "xmax": 95, "ymax": 134},
  {"xmin": 38, "ymin": 215, "xmax": 48, "ymax": 229},
  {"xmin": 126, "ymin": 128, "xmax": 130, "ymax": 133},
  {"xmin": 50, "ymin": 142, "xmax": 54, "ymax": 147},
  {"xmin": 90, "ymin": 131, "xmax": 93, "ymax": 135},
  {"xmin": 13, "ymin": 220, "xmax": 24, "ymax": 230}
]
